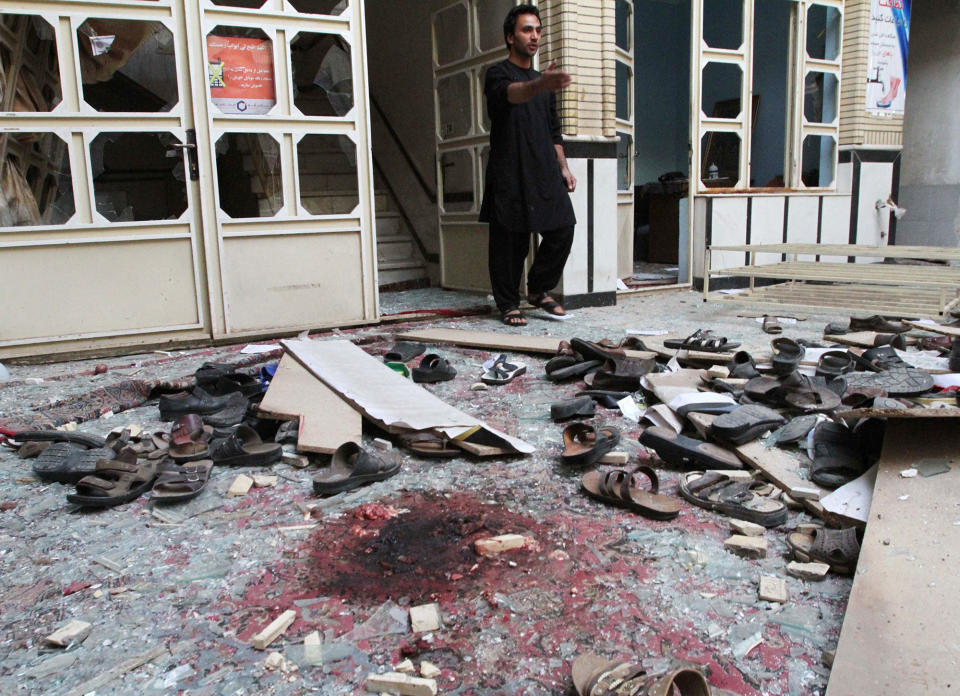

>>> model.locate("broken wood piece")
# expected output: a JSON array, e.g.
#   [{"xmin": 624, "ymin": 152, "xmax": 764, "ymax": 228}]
[
  {"xmin": 264, "ymin": 652, "xmax": 285, "ymax": 671},
  {"xmin": 43, "ymin": 620, "xmax": 92, "ymax": 647},
  {"xmin": 252, "ymin": 474, "xmax": 278, "ymax": 488},
  {"xmin": 735, "ymin": 440, "xmax": 826, "ymax": 501},
  {"xmin": 281, "ymin": 451, "xmax": 310, "ymax": 468},
  {"xmin": 227, "ymin": 474, "xmax": 254, "ymax": 497},
  {"xmin": 372, "ymin": 437, "xmax": 392, "ymax": 451},
  {"xmin": 251, "ymin": 609, "xmax": 296, "ymax": 650},
  {"xmin": 729, "ymin": 519, "xmax": 765, "ymax": 537},
  {"xmin": 420, "ymin": 661, "xmax": 441, "ymax": 679},
  {"xmin": 707, "ymin": 365, "xmax": 730, "ymax": 379},
  {"xmin": 758, "ymin": 576, "xmax": 788, "ymax": 603},
  {"xmin": 395, "ymin": 658, "xmax": 416, "ymax": 674},
  {"xmin": 787, "ymin": 561, "xmax": 830, "ymax": 581},
  {"xmin": 409, "ymin": 603, "xmax": 442, "ymax": 633},
  {"xmin": 366, "ymin": 672, "xmax": 438, "ymax": 696},
  {"xmin": 709, "ymin": 469, "xmax": 753, "ymax": 482},
  {"xmin": 91, "ymin": 555, "xmax": 125, "ymax": 574},
  {"xmin": 723, "ymin": 535, "xmax": 768, "ymax": 559},
  {"xmin": 780, "ymin": 492, "xmax": 803, "ymax": 509},
  {"xmin": 474, "ymin": 534, "xmax": 530, "ymax": 557},
  {"xmin": 598, "ymin": 451, "xmax": 629, "ymax": 465}
]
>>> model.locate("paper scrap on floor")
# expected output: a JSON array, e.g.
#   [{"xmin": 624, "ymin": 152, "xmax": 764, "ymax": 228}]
[{"xmin": 282, "ymin": 339, "xmax": 534, "ymax": 454}]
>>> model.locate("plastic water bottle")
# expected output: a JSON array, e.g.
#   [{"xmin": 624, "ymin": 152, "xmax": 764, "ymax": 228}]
[{"xmin": 708, "ymin": 163, "xmax": 719, "ymax": 179}]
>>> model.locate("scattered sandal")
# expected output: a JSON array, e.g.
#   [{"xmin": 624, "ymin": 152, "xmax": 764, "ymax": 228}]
[
  {"xmin": 167, "ymin": 414, "xmax": 211, "ymax": 462},
  {"xmin": 209, "ymin": 425, "xmax": 282, "ymax": 467},
  {"xmin": 151, "ymin": 459, "xmax": 213, "ymax": 504},
  {"xmin": 679, "ymin": 470, "xmax": 787, "ymax": 527},
  {"xmin": 501, "ymin": 308, "xmax": 527, "ymax": 327},
  {"xmin": 411, "ymin": 354, "xmax": 457, "ymax": 383},
  {"xmin": 398, "ymin": 431, "xmax": 460, "ymax": 458},
  {"xmin": 481, "ymin": 354, "xmax": 526, "ymax": 385},
  {"xmin": 639, "ymin": 427, "xmax": 742, "ymax": 470},
  {"xmin": 581, "ymin": 466, "xmax": 681, "ymax": 520},
  {"xmin": 383, "ymin": 341, "xmax": 426, "ymax": 363},
  {"xmin": 572, "ymin": 653, "xmax": 712, "ymax": 696},
  {"xmin": 664, "ymin": 329, "xmax": 740, "ymax": 353},
  {"xmin": 528, "ymin": 292, "xmax": 566, "ymax": 317},
  {"xmin": 709, "ymin": 404, "xmax": 785, "ymax": 445},
  {"xmin": 312, "ymin": 441, "xmax": 401, "ymax": 495},
  {"xmin": 67, "ymin": 451, "xmax": 158, "ymax": 507},
  {"xmin": 786, "ymin": 525, "xmax": 863, "ymax": 574},
  {"xmin": 762, "ymin": 315, "xmax": 783, "ymax": 334},
  {"xmin": 560, "ymin": 423, "xmax": 620, "ymax": 466},
  {"xmin": 550, "ymin": 396, "xmax": 597, "ymax": 422},
  {"xmin": 770, "ymin": 337, "xmax": 804, "ymax": 375},
  {"xmin": 33, "ymin": 443, "xmax": 116, "ymax": 484},
  {"xmin": 810, "ymin": 422, "xmax": 866, "ymax": 489}
]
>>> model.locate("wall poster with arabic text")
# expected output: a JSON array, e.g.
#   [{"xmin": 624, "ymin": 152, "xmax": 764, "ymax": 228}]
[{"xmin": 866, "ymin": 0, "xmax": 911, "ymax": 116}]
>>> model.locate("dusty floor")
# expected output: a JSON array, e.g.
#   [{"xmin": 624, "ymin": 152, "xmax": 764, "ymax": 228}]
[{"xmin": 0, "ymin": 289, "xmax": 852, "ymax": 695}]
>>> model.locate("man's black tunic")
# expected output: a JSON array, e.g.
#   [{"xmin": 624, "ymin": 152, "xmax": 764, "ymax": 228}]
[{"xmin": 478, "ymin": 59, "xmax": 576, "ymax": 234}]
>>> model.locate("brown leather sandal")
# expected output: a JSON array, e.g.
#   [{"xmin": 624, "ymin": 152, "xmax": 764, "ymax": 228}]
[
  {"xmin": 572, "ymin": 653, "xmax": 712, "ymax": 696},
  {"xmin": 581, "ymin": 466, "xmax": 681, "ymax": 520},
  {"xmin": 785, "ymin": 526, "xmax": 863, "ymax": 575}
]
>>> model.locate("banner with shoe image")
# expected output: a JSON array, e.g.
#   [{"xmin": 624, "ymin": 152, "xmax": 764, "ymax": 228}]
[{"xmin": 866, "ymin": 0, "xmax": 911, "ymax": 115}]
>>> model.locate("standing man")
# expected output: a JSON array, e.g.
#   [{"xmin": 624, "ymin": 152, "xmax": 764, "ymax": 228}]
[{"xmin": 479, "ymin": 4, "xmax": 577, "ymax": 327}]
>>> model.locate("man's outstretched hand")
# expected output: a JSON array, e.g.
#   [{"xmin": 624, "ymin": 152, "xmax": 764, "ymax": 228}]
[{"xmin": 539, "ymin": 61, "xmax": 572, "ymax": 92}]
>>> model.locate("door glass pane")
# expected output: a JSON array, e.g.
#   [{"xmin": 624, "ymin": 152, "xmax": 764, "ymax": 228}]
[
  {"xmin": 802, "ymin": 134, "xmax": 835, "ymax": 187},
  {"xmin": 437, "ymin": 73, "xmax": 472, "ymax": 139},
  {"xmin": 616, "ymin": 0, "xmax": 632, "ymax": 51},
  {"xmin": 804, "ymin": 71, "xmax": 838, "ymax": 123},
  {"xmin": 291, "ymin": 32, "xmax": 353, "ymax": 116},
  {"xmin": 215, "ymin": 133, "xmax": 282, "ymax": 218},
  {"xmin": 616, "ymin": 62, "xmax": 631, "ymax": 121},
  {"xmin": 701, "ymin": 62, "xmax": 742, "ymax": 119},
  {"xmin": 617, "ymin": 131, "xmax": 633, "ymax": 190},
  {"xmin": 78, "ymin": 19, "xmax": 178, "ymax": 113},
  {"xmin": 0, "ymin": 14, "xmax": 61, "ymax": 111},
  {"xmin": 207, "ymin": 27, "xmax": 276, "ymax": 116},
  {"xmin": 298, "ymin": 134, "xmax": 358, "ymax": 215},
  {"xmin": 288, "ymin": 0, "xmax": 349, "ymax": 16},
  {"xmin": 1, "ymin": 133, "xmax": 74, "ymax": 226},
  {"xmin": 750, "ymin": 0, "xmax": 790, "ymax": 188},
  {"xmin": 212, "ymin": 0, "xmax": 266, "ymax": 7},
  {"xmin": 806, "ymin": 4, "xmax": 842, "ymax": 62},
  {"xmin": 434, "ymin": 4, "xmax": 468, "ymax": 66},
  {"xmin": 700, "ymin": 132, "xmax": 740, "ymax": 188},
  {"xmin": 703, "ymin": 0, "xmax": 743, "ymax": 50},
  {"xmin": 477, "ymin": 0, "xmax": 515, "ymax": 52},
  {"xmin": 90, "ymin": 132, "xmax": 187, "ymax": 221},
  {"xmin": 439, "ymin": 149, "xmax": 474, "ymax": 212}
]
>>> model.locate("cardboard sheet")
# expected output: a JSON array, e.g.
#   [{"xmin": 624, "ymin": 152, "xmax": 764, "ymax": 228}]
[
  {"xmin": 826, "ymin": 419, "xmax": 960, "ymax": 696},
  {"xmin": 820, "ymin": 463, "xmax": 877, "ymax": 524},
  {"xmin": 643, "ymin": 369, "xmax": 708, "ymax": 404},
  {"xmin": 281, "ymin": 339, "xmax": 534, "ymax": 454},
  {"xmin": 258, "ymin": 354, "xmax": 361, "ymax": 454},
  {"xmin": 904, "ymin": 318, "xmax": 960, "ymax": 337}
]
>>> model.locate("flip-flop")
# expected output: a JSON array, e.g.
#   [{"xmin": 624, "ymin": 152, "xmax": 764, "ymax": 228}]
[
  {"xmin": 312, "ymin": 441, "xmax": 401, "ymax": 495},
  {"xmin": 67, "ymin": 451, "xmax": 158, "ymax": 507},
  {"xmin": 209, "ymin": 425, "xmax": 282, "ymax": 467},
  {"xmin": 663, "ymin": 329, "xmax": 740, "ymax": 353},
  {"xmin": 639, "ymin": 426, "xmax": 742, "ymax": 470},
  {"xmin": 500, "ymin": 309, "xmax": 527, "ymax": 327},
  {"xmin": 770, "ymin": 414, "xmax": 819, "ymax": 444},
  {"xmin": 709, "ymin": 404, "xmax": 785, "ymax": 445},
  {"xmin": 383, "ymin": 341, "xmax": 426, "ymax": 363},
  {"xmin": 33, "ymin": 443, "xmax": 116, "ymax": 484},
  {"xmin": 411, "ymin": 354, "xmax": 457, "ymax": 383},
  {"xmin": 679, "ymin": 470, "xmax": 788, "ymax": 527},
  {"xmin": 581, "ymin": 466, "xmax": 681, "ymax": 520},
  {"xmin": 481, "ymin": 354, "xmax": 526, "ymax": 385},
  {"xmin": 528, "ymin": 292, "xmax": 566, "ymax": 317},
  {"xmin": 560, "ymin": 423, "xmax": 620, "ymax": 466},
  {"xmin": 571, "ymin": 653, "xmax": 712, "ymax": 696},
  {"xmin": 151, "ymin": 459, "xmax": 213, "ymax": 504}
]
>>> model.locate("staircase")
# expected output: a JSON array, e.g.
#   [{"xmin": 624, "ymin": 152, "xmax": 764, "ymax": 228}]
[{"xmin": 373, "ymin": 170, "xmax": 430, "ymax": 289}]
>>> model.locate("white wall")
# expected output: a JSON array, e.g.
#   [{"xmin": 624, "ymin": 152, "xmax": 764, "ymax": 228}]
[{"xmin": 897, "ymin": 1, "xmax": 960, "ymax": 247}]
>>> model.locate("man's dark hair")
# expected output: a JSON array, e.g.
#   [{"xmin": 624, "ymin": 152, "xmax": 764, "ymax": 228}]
[{"xmin": 503, "ymin": 4, "xmax": 541, "ymax": 50}]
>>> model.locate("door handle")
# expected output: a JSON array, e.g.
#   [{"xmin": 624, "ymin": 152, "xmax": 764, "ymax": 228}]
[{"xmin": 170, "ymin": 129, "xmax": 199, "ymax": 181}]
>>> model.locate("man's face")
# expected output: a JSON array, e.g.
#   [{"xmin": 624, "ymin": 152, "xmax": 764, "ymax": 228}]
[{"xmin": 508, "ymin": 13, "xmax": 541, "ymax": 58}]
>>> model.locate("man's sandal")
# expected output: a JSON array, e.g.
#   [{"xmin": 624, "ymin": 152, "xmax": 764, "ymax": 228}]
[
  {"xmin": 501, "ymin": 309, "xmax": 527, "ymax": 327},
  {"xmin": 528, "ymin": 292, "xmax": 566, "ymax": 316}
]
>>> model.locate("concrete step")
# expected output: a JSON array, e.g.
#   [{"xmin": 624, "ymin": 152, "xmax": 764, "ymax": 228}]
[{"xmin": 376, "ymin": 235, "xmax": 416, "ymax": 263}]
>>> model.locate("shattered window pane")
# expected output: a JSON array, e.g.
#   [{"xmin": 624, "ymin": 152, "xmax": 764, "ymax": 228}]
[
  {"xmin": 288, "ymin": 0, "xmax": 349, "ymax": 16},
  {"xmin": 291, "ymin": 33, "xmax": 353, "ymax": 117},
  {"xmin": 77, "ymin": 19, "xmax": 178, "ymax": 113},
  {"xmin": 215, "ymin": 133, "xmax": 283, "ymax": 218},
  {"xmin": 434, "ymin": 4, "xmax": 468, "ymax": 66},
  {"xmin": 0, "ymin": 14, "xmax": 61, "ymax": 112},
  {"xmin": 298, "ymin": 134, "xmax": 358, "ymax": 215},
  {"xmin": 437, "ymin": 73, "xmax": 471, "ymax": 140},
  {"xmin": 1, "ymin": 133, "xmax": 74, "ymax": 227},
  {"xmin": 90, "ymin": 132, "xmax": 187, "ymax": 222}
]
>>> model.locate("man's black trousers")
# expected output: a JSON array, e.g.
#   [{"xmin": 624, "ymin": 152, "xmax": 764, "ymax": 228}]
[{"xmin": 487, "ymin": 220, "xmax": 575, "ymax": 314}]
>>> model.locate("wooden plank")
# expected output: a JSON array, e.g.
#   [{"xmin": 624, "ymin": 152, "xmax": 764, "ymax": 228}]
[
  {"xmin": 714, "ymin": 262, "xmax": 960, "ymax": 287},
  {"xmin": 836, "ymin": 406, "xmax": 960, "ymax": 420},
  {"xmin": 258, "ymin": 354, "xmax": 362, "ymax": 454},
  {"xmin": 251, "ymin": 609, "xmax": 296, "ymax": 650},
  {"xmin": 395, "ymin": 328, "xmax": 563, "ymax": 354},
  {"xmin": 825, "ymin": 419, "xmax": 960, "ymax": 696},
  {"xmin": 734, "ymin": 440, "xmax": 826, "ymax": 502},
  {"xmin": 709, "ymin": 243, "xmax": 960, "ymax": 260},
  {"xmin": 904, "ymin": 319, "xmax": 960, "ymax": 337}
]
